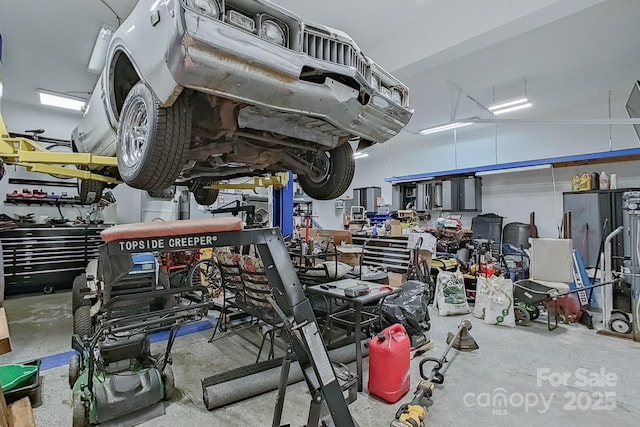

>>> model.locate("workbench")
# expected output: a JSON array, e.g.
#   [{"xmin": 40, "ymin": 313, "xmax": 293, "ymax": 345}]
[{"xmin": 305, "ymin": 278, "xmax": 398, "ymax": 392}]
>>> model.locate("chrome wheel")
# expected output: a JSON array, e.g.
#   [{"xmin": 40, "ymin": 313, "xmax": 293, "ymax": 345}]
[
  {"xmin": 116, "ymin": 82, "xmax": 191, "ymax": 190},
  {"xmin": 120, "ymin": 98, "xmax": 148, "ymax": 169}
]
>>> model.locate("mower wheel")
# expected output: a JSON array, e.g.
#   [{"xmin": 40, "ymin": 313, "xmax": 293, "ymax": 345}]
[
  {"xmin": 609, "ymin": 313, "xmax": 632, "ymax": 334},
  {"xmin": 529, "ymin": 305, "xmax": 540, "ymax": 320},
  {"xmin": 611, "ymin": 309, "xmax": 631, "ymax": 322},
  {"xmin": 158, "ymin": 269, "xmax": 170, "ymax": 290},
  {"xmin": 72, "ymin": 392, "xmax": 88, "ymax": 427},
  {"xmin": 72, "ymin": 274, "xmax": 88, "ymax": 313},
  {"xmin": 73, "ymin": 306, "xmax": 92, "ymax": 338},
  {"xmin": 163, "ymin": 365, "xmax": 176, "ymax": 401},
  {"xmin": 68, "ymin": 353, "xmax": 81, "ymax": 389},
  {"xmin": 514, "ymin": 306, "xmax": 530, "ymax": 326}
]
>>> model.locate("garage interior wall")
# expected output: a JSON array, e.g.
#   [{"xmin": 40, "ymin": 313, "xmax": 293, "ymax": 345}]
[{"xmin": 312, "ymin": 98, "xmax": 640, "ymax": 236}]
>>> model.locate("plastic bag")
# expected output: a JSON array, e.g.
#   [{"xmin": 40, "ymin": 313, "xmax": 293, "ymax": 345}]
[
  {"xmin": 380, "ymin": 280, "xmax": 431, "ymax": 337},
  {"xmin": 475, "ymin": 275, "xmax": 516, "ymax": 327},
  {"xmin": 473, "ymin": 276, "xmax": 490, "ymax": 319},
  {"xmin": 434, "ymin": 270, "xmax": 471, "ymax": 316}
]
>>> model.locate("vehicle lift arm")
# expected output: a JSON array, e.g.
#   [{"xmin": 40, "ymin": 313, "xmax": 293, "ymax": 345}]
[
  {"xmin": 0, "ymin": 113, "xmax": 120, "ymax": 183},
  {"xmin": 1, "ymin": 111, "xmax": 289, "ymax": 189}
]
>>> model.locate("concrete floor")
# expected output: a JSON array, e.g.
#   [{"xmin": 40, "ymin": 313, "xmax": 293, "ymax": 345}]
[{"xmin": 1, "ymin": 290, "xmax": 639, "ymax": 427}]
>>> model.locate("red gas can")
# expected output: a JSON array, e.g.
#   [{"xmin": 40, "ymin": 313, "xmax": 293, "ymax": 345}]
[{"xmin": 368, "ymin": 323, "xmax": 411, "ymax": 403}]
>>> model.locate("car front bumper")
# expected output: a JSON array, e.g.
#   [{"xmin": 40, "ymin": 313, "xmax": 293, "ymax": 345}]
[{"xmin": 166, "ymin": 10, "xmax": 412, "ymax": 146}]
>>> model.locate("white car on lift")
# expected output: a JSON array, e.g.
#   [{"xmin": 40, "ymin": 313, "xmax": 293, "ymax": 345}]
[{"xmin": 72, "ymin": 0, "xmax": 412, "ymax": 205}]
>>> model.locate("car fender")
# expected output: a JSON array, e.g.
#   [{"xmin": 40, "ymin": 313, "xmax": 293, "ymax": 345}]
[
  {"xmin": 102, "ymin": 0, "xmax": 184, "ymax": 128},
  {"xmin": 71, "ymin": 72, "xmax": 116, "ymax": 156}
]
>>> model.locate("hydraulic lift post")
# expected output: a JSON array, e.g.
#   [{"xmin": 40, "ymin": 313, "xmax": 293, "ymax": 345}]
[{"xmin": 273, "ymin": 171, "xmax": 294, "ymax": 238}]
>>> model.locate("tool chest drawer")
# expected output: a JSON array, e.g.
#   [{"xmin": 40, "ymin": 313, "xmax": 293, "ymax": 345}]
[{"xmin": 0, "ymin": 224, "xmax": 108, "ymax": 294}]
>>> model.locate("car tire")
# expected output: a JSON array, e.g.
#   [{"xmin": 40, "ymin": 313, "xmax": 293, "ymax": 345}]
[
  {"xmin": 298, "ymin": 143, "xmax": 355, "ymax": 200},
  {"xmin": 117, "ymin": 82, "xmax": 191, "ymax": 191},
  {"xmin": 191, "ymin": 181, "xmax": 219, "ymax": 206},
  {"xmin": 78, "ymin": 179, "xmax": 105, "ymax": 205}
]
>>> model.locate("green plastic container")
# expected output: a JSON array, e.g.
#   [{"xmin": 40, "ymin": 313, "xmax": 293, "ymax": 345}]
[{"xmin": 0, "ymin": 364, "xmax": 39, "ymax": 392}]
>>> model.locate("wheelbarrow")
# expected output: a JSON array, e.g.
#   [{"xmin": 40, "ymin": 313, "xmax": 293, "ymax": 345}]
[{"xmin": 513, "ymin": 278, "xmax": 621, "ymax": 330}]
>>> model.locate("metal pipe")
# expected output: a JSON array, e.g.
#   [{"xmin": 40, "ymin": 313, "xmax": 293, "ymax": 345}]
[
  {"xmin": 630, "ymin": 212, "xmax": 640, "ymax": 341},
  {"xmin": 602, "ymin": 226, "xmax": 624, "ymax": 329},
  {"xmin": 202, "ymin": 341, "xmax": 368, "ymax": 410},
  {"xmin": 623, "ymin": 192, "xmax": 640, "ymax": 341}
]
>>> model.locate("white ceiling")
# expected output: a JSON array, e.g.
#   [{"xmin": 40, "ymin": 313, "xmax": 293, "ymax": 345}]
[{"xmin": 1, "ymin": 0, "xmax": 639, "ymax": 138}]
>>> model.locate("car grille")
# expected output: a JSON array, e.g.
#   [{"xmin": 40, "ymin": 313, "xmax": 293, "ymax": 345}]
[{"xmin": 302, "ymin": 30, "xmax": 368, "ymax": 79}]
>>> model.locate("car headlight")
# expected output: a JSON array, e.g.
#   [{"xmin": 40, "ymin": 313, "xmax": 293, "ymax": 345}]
[
  {"xmin": 391, "ymin": 88, "xmax": 403, "ymax": 105},
  {"xmin": 184, "ymin": 0, "xmax": 221, "ymax": 19},
  {"xmin": 228, "ymin": 9, "xmax": 256, "ymax": 32},
  {"xmin": 261, "ymin": 19, "xmax": 287, "ymax": 46},
  {"xmin": 380, "ymin": 86, "xmax": 392, "ymax": 99},
  {"xmin": 370, "ymin": 74, "xmax": 380, "ymax": 91}
]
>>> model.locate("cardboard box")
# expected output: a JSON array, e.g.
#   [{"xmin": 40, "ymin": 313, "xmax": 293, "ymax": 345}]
[
  {"xmin": 0, "ymin": 307, "xmax": 12, "ymax": 355},
  {"xmin": 389, "ymin": 220, "xmax": 403, "ymax": 237},
  {"xmin": 316, "ymin": 230, "xmax": 352, "ymax": 246},
  {"xmin": 408, "ymin": 232, "xmax": 437, "ymax": 253},
  {"xmin": 337, "ymin": 246, "xmax": 363, "ymax": 267},
  {"xmin": 419, "ymin": 250, "xmax": 433, "ymax": 271},
  {"xmin": 388, "ymin": 272, "xmax": 407, "ymax": 287}
]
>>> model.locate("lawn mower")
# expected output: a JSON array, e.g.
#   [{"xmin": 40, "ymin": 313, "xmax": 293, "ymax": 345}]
[
  {"xmin": 69, "ymin": 285, "xmax": 212, "ymax": 427},
  {"xmin": 72, "ymin": 252, "xmax": 174, "ymax": 338}
]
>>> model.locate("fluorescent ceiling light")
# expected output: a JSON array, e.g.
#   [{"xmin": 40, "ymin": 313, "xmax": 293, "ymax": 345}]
[
  {"xmin": 38, "ymin": 90, "xmax": 86, "ymax": 111},
  {"xmin": 492, "ymin": 102, "xmax": 533, "ymax": 115},
  {"xmin": 87, "ymin": 26, "xmax": 113, "ymax": 73},
  {"xmin": 476, "ymin": 164, "xmax": 551, "ymax": 176},
  {"xmin": 0, "ymin": 82, "xmax": 3, "ymax": 97},
  {"xmin": 419, "ymin": 122, "xmax": 473, "ymax": 135},
  {"xmin": 488, "ymin": 97, "xmax": 532, "ymax": 115},
  {"xmin": 353, "ymin": 152, "xmax": 369, "ymax": 159},
  {"xmin": 488, "ymin": 97, "xmax": 529, "ymax": 111}
]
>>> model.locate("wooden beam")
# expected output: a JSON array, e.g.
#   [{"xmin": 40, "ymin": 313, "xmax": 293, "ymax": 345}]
[
  {"xmin": 0, "ymin": 308, "xmax": 12, "ymax": 355},
  {"xmin": 7, "ymin": 398, "xmax": 35, "ymax": 427},
  {"xmin": 0, "ymin": 383, "xmax": 9, "ymax": 427}
]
